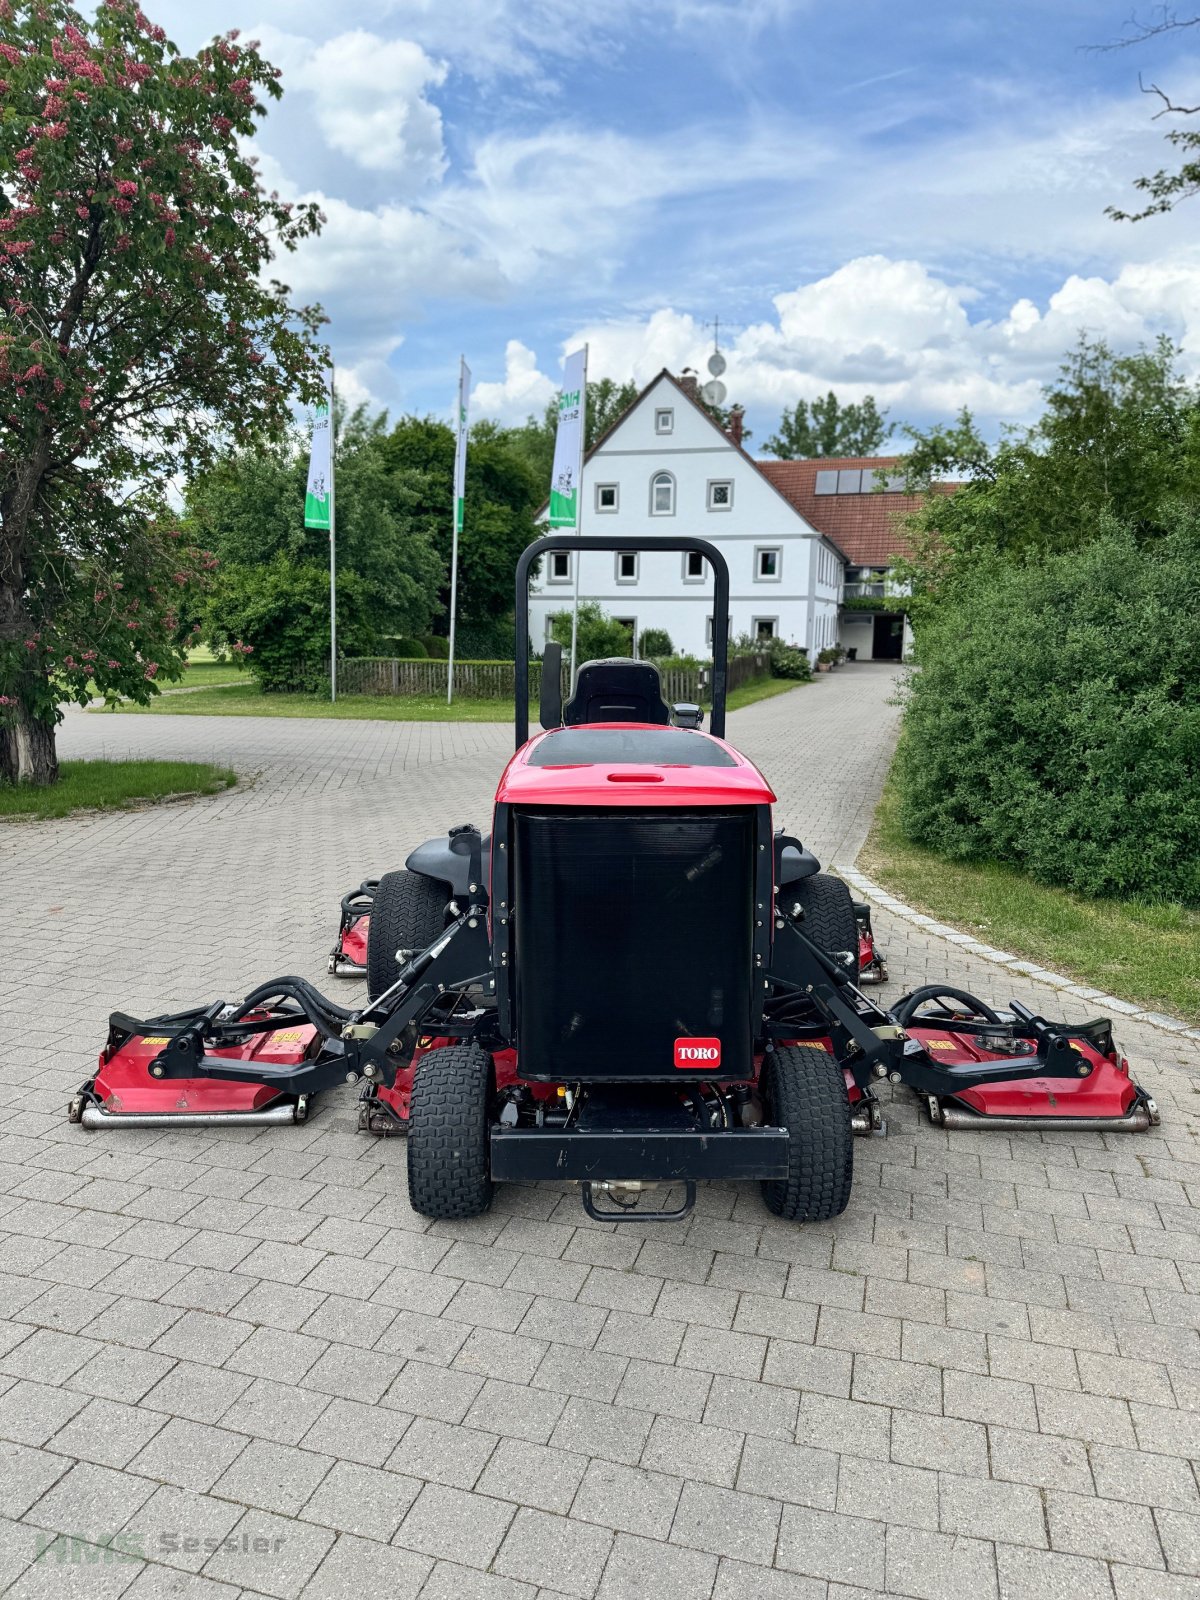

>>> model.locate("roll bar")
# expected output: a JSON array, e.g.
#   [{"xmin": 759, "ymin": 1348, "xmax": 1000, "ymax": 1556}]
[{"xmin": 514, "ymin": 536, "xmax": 730, "ymax": 749}]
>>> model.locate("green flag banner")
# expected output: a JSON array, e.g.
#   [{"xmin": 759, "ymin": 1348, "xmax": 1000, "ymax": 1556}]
[
  {"xmin": 304, "ymin": 394, "xmax": 332, "ymax": 531},
  {"xmin": 549, "ymin": 348, "xmax": 587, "ymax": 528}
]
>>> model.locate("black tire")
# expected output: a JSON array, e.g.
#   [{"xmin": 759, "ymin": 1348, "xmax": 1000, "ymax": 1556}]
[
  {"xmin": 760, "ymin": 1043, "xmax": 853, "ymax": 1222},
  {"xmin": 407, "ymin": 1043, "xmax": 494, "ymax": 1219},
  {"xmin": 366, "ymin": 868, "xmax": 448, "ymax": 1001},
  {"xmin": 792, "ymin": 872, "xmax": 860, "ymax": 982}
]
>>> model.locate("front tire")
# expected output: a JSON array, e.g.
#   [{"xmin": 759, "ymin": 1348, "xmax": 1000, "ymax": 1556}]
[
  {"xmin": 366, "ymin": 868, "xmax": 448, "ymax": 1001},
  {"xmin": 792, "ymin": 873, "xmax": 860, "ymax": 982},
  {"xmin": 407, "ymin": 1043, "xmax": 494, "ymax": 1219},
  {"xmin": 760, "ymin": 1044, "xmax": 853, "ymax": 1222}
]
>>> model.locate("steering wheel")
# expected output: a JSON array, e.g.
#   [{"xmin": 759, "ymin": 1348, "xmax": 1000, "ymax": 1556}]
[{"xmin": 893, "ymin": 985, "xmax": 1001, "ymax": 1028}]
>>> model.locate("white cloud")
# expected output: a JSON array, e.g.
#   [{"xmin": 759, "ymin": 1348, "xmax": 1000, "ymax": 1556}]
[
  {"xmin": 471, "ymin": 340, "xmax": 558, "ymax": 424},
  {"xmin": 251, "ymin": 27, "xmax": 447, "ymax": 182},
  {"xmin": 505, "ymin": 252, "xmax": 1200, "ymax": 432}
]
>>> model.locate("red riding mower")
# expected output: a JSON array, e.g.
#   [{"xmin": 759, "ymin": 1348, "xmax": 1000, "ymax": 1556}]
[
  {"xmin": 328, "ymin": 881, "xmax": 376, "ymax": 980},
  {"xmin": 854, "ymin": 902, "xmax": 887, "ymax": 984},
  {"xmin": 70, "ymin": 537, "xmax": 1157, "ymax": 1223}
]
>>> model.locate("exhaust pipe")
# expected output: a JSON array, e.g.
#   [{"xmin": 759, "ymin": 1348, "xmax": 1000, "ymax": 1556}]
[
  {"xmin": 78, "ymin": 1103, "xmax": 302, "ymax": 1130},
  {"xmin": 936, "ymin": 1104, "xmax": 1154, "ymax": 1133}
]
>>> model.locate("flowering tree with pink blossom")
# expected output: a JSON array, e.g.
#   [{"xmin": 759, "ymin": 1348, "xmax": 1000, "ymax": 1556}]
[{"xmin": 0, "ymin": 0, "xmax": 325, "ymax": 784}]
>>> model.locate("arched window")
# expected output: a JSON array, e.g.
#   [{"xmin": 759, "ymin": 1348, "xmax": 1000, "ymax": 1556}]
[{"xmin": 650, "ymin": 471, "xmax": 675, "ymax": 516}]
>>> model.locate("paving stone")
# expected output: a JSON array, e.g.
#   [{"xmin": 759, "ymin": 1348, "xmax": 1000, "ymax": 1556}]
[
  {"xmin": 795, "ymin": 1392, "xmax": 891, "ymax": 1461},
  {"xmin": 776, "ymin": 1504, "xmax": 885, "ymax": 1588},
  {"xmin": 395, "ymin": 1482, "xmax": 516, "ymax": 1568},
  {"xmin": 25, "ymin": 1458, "xmax": 158, "ymax": 1536},
  {"xmin": 737, "ymin": 1434, "xmax": 838, "ymax": 1510},
  {"xmin": 383, "ymin": 1360, "xmax": 483, "ymax": 1424},
  {"xmin": 0, "ymin": 1378, "xmax": 89, "ymax": 1445},
  {"xmin": 670, "ymin": 1480, "xmax": 781, "ymax": 1566},
  {"xmin": 642, "ymin": 1414, "xmax": 745, "ymax": 1488},
  {"xmin": 550, "ymin": 1396, "xmax": 653, "ymax": 1467},
  {"xmin": 299, "ymin": 1459, "xmax": 421, "ymax": 1539},
  {"xmin": 464, "ymin": 1379, "xmax": 566, "ymax": 1445},
  {"xmin": 201, "ymin": 1507, "xmax": 334, "ymax": 1598},
  {"xmin": 298, "ymin": 1532, "xmax": 432, "ymax": 1600},
  {"xmin": 596, "ymin": 1310, "xmax": 686, "ymax": 1365},
  {"xmin": 943, "ymin": 1369, "xmax": 1036, "ymax": 1431},
  {"xmin": 210, "ymin": 1438, "xmax": 333, "ymax": 1517},
  {"xmin": 478, "ymin": 1438, "xmax": 589, "ymax": 1515},
  {"xmin": 418, "ymin": 1561, "xmax": 537, "ymax": 1600},
  {"xmin": 891, "ymin": 1412, "xmax": 986, "ymax": 1478},
  {"xmin": 1037, "ymin": 1386, "xmax": 1137, "ymax": 1448},
  {"xmin": 3, "ymin": 1439, "xmax": 72, "ymax": 1517},
  {"xmin": 139, "ymin": 1362, "xmax": 251, "ymax": 1426},
  {"xmin": 988, "ymin": 1425, "xmax": 1093, "ymax": 1492},
  {"xmin": 598, "ymin": 1530, "xmax": 717, "ymax": 1600},
  {"xmin": 49, "ymin": 1396, "xmax": 169, "ymax": 1469},
  {"xmin": 493, "ymin": 1505, "xmax": 613, "ymax": 1598},
  {"xmin": 838, "ymin": 1456, "xmax": 938, "ymax": 1530},
  {"xmin": 120, "ymin": 1482, "xmax": 241, "ymax": 1572},
  {"xmin": 1044, "ymin": 1488, "xmax": 1164, "ymax": 1567},
  {"xmin": 712, "ymin": 1558, "xmax": 824, "ymax": 1600},
  {"xmin": 215, "ymin": 1376, "xmax": 331, "ymax": 1447},
  {"xmin": 885, "ymin": 1525, "xmax": 998, "ymax": 1600},
  {"xmin": 1090, "ymin": 1442, "xmax": 1199, "ymax": 1509},
  {"xmin": 995, "ymin": 1543, "xmax": 1113, "ymax": 1600},
  {"xmin": 126, "ymin": 1418, "xmax": 248, "ymax": 1493},
  {"xmin": 939, "ymin": 1471, "xmax": 1046, "ymax": 1547},
  {"xmin": 1156, "ymin": 1507, "xmax": 1200, "ymax": 1576}
]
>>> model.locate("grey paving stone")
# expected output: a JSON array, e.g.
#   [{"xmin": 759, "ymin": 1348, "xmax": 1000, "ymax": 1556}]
[
  {"xmin": 838, "ymin": 1456, "xmax": 938, "ymax": 1530},
  {"xmin": 298, "ymin": 1532, "xmax": 432, "ymax": 1600},
  {"xmin": 1044, "ymin": 1488, "xmax": 1164, "ymax": 1567},
  {"xmin": 796, "ymin": 1392, "xmax": 891, "ymax": 1462},
  {"xmin": 885, "ymin": 1525, "xmax": 998, "ymax": 1600},
  {"xmin": 737, "ymin": 1435, "xmax": 838, "ymax": 1510},
  {"xmin": 776, "ymin": 1504, "xmax": 885, "ymax": 1588},
  {"xmin": 3, "ymin": 1439, "xmax": 73, "ymax": 1517},
  {"xmin": 670, "ymin": 1480, "xmax": 781, "ymax": 1566},
  {"xmin": 394, "ymin": 1482, "xmax": 516, "ymax": 1568},
  {"xmin": 465, "ymin": 1379, "xmax": 567, "ymax": 1445},
  {"xmin": 25, "ymin": 1458, "xmax": 158, "ymax": 1536},
  {"xmin": 0, "ymin": 1377, "xmax": 89, "ymax": 1445},
  {"xmin": 216, "ymin": 1377, "xmax": 332, "ymax": 1447},
  {"xmin": 418, "ymin": 1561, "xmax": 537, "ymax": 1600},
  {"xmin": 995, "ymin": 1543, "xmax": 1113, "ymax": 1600},
  {"xmin": 49, "ymin": 1396, "xmax": 169, "ymax": 1470},
  {"xmin": 939, "ymin": 1471, "xmax": 1047, "ymax": 1548},
  {"xmin": 988, "ymin": 1425, "xmax": 1093, "ymax": 1493},
  {"xmin": 704, "ymin": 1375, "xmax": 799, "ymax": 1441},
  {"xmin": 642, "ymin": 1414, "xmax": 745, "ymax": 1488},
  {"xmin": 596, "ymin": 1310, "xmax": 686, "ymax": 1366},
  {"xmin": 127, "ymin": 1418, "xmax": 249, "ymax": 1493},
  {"xmin": 120, "ymin": 1482, "xmax": 241, "ymax": 1572},
  {"xmin": 712, "ymin": 1558, "xmax": 824, "ymax": 1600},
  {"xmin": 597, "ymin": 1531, "xmax": 718, "ymax": 1599},
  {"xmin": 201, "ymin": 1507, "xmax": 335, "ymax": 1599},
  {"xmin": 550, "ymin": 1396, "xmax": 653, "ymax": 1467},
  {"xmin": 493, "ymin": 1506, "xmax": 613, "ymax": 1599},
  {"xmin": 891, "ymin": 1412, "xmax": 986, "ymax": 1478},
  {"xmin": 571, "ymin": 1458, "xmax": 682, "ymax": 1538},
  {"xmin": 383, "ymin": 1360, "xmax": 483, "ymax": 1424},
  {"xmin": 477, "ymin": 1438, "xmax": 589, "ymax": 1515},
  {"xmin": 299, "ymin": 1459, "xmax": 421, "ymax": 1540},
  {"xmin": 139, "ymin": 1362, "xmax": 252, "ymax": 1426},
  {"xmin": 1156, "ymin": 1507, "xmax": 1200, "ymax": 1576},
  {"xmin": 1090, "ymin": 1441, "xmax": 1199, "ymax": 1509}
]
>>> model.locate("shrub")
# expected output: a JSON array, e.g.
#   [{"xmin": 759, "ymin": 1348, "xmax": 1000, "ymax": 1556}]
[
  {"xmin": 817, "ymin": 647, "xmax": 839, "ymax": 666},
  {"xmin": 768, "ymin": 641, "xmax": 813, "ymax": 680},
  {"xmin": 893, "ymin": 524, "xmax": 1200, "ymax": 903},
  {"xmin": 421, "ymin": 635, "xmax": 450, "ymax": 659},
  {"xmin": 639, "ymin": 627, "xmax": 674, "ymax": 658},
  {"xmin": 390, "ymin": 637, "xmax": 428, "ymax": 659},
  {"xmin": 206, "ymin": 559, "xmax": 375, "ymax": 692},
  {"xmin": 550, "ymin": 602, "xmax": 633, "ymax": 662}
]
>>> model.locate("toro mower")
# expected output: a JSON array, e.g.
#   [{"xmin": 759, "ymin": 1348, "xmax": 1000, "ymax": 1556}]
[
  {"xmin": 70, "ymin": 536, "xmax": 1158, "ymax": 1223},
  {"xmin": 328, "ymin": 881, "xmax": 376, "ymax": 980}
]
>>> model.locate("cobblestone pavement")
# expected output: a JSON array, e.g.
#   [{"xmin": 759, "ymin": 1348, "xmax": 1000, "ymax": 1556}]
[{"xmin": 1, "ymin": 666, "xmax": 1198, "ymax": 1600}]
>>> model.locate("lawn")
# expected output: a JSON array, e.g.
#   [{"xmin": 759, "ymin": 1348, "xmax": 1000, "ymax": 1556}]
[
  {"xmin": 0, "ymin": 759, "xmax": 238, "ymax": 820},
  {"xmin": 89, "ymin": 674, "xmax": 804, "ymax": 722},
  {"xmin": 860, "ymin": 778, "xmax": 1200, "ymax": 1024}
]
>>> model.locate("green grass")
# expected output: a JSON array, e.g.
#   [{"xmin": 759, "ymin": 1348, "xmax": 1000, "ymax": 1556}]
[
  {"xmin": 89, "ymin": 674, "xmax": 805, "ymax": 722},
  {"xmin": 0, "ymin": 759, "xmax": 238, "ymax": 820},
  {"xmin": 165, "ymin": 660, "xmax": 248, "ymax": 690},
  {"xmin": 860, "ymin": 777, "xmax": 1200, "ymax": 1024}
]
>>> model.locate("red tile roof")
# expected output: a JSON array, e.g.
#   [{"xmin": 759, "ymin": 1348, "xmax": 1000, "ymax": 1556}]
[{"xmin": 756, "ymin": 455, "xmax": 947, "ymax": 567}]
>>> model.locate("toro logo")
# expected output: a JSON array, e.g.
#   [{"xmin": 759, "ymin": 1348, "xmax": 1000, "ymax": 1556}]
[{"xmin": 674, "ymin": 1037, "xmax": 721, "ymax": 1070}]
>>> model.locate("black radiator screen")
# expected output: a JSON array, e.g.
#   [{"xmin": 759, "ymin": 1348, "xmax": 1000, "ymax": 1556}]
[{"xmin": 512, "ymin": 807, "xmax": 755, "ymax": 1081}]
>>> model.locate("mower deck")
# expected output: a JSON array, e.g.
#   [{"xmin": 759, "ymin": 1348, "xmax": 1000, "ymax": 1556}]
[{"xmin": 328, "ymin": 881, "xmax": 375, "ymax": 979}]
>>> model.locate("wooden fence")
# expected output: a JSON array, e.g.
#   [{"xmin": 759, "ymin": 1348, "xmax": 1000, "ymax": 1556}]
[{"xmin": 337, "ymin": 653, "xmax": 771, "ymax": 703}]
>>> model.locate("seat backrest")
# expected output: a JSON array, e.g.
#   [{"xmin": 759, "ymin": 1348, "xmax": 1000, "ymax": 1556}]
[{"xmin": 563, "ymin": 658, "xmax": 670, "ymax": 726}]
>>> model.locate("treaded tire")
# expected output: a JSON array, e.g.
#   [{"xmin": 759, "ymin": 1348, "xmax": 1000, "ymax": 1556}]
[
  {"xmin": 407, "ymin": 1043, "xmax": 494, "ymax": 1219},
  {"xmin": 760, "ymin": 1043, "xmax": 853, "ymax": 1222},
  {"xmin": 792, "ymin": 872, "xmax": 860, "ymax": 982},
  {"xmin": 366, "ymin": 868, "xmax": 448, "ymax": 1001}
]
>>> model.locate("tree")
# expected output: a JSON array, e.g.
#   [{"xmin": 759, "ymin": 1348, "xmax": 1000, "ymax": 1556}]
[
  {"xmin": 764, "ymin": 393, "xmax": 893, "ymax": 459},
  {"xmin": 0, "ymin": 0, "xmax": 324, "ymax": 782},
  {"xmin": 189, "ymin": 405, "xmax": 445, "ymax": 683},
  {"xmin": 894, "ymin": 336, "xmax": 1200, "ymax": 605},
  {"xmin": 1100, "ymin": 13, "xmax": 1200, "ymax": 219},
  {"xmin": 382, "ymin": 414, "xmax": 542, "ymax": 633}
]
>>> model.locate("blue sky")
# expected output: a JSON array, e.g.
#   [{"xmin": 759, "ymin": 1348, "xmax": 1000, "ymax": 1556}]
[{"xmin": 149, "ymin": 0, "xmax": 1200, "ymax": 445}]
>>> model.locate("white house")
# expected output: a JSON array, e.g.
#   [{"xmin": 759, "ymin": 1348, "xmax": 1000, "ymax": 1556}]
[{"xmin": 531, "ymin": 371, "xmax": 846, "ymax": 660}]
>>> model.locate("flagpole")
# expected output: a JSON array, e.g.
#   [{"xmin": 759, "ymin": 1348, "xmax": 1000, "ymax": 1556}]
[
  {"xmin": 569, "ymin": 345, "xmax": 588, "ymax": 682},
  {"xmin": 329, "ymin": 364, "xmax": 337, "ymax": 704},
  {"xmin": 448, "ymin": 356, "xmax": 469, "ymax": 707}
]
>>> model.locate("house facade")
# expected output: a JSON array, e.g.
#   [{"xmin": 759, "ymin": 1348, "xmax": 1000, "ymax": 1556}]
[
  {"xmin": 530, "ymin": 371, "xmax": 846, "ymax": 661},
  {"xmin": 756, "ymin": 455, "xmax": 928, "ymax": 661}
]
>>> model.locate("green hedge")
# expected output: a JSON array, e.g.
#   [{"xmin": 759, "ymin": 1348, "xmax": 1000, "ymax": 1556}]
[{"xmin": 892, "ymin": 525, "xmax": 1200, "ymax": 903}]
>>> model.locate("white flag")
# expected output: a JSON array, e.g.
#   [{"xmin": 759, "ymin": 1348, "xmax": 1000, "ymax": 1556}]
[
  {"xmin": 304, "ymin": 376, "xmax": 332, "ymax": 531},
  {"xmin": 549, "ymin": 348, "xmax": 587, "ymax": 529},
  {"xmin": 453, "ymin": 358, "xmax": 470, "ymax": 533}
]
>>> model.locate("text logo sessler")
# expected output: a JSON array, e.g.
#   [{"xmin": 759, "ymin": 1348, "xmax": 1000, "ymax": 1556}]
[{"xmin": 674, "ymin": 1037, "xmax": 721, "ymax": 1069}]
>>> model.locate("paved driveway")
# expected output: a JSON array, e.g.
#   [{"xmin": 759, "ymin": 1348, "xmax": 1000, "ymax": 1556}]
[{"xmin": 1, "ymin": 665, "xmax": 1198, "ymax": 1600}]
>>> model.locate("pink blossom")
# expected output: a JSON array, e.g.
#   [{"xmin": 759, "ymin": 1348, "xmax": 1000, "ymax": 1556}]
[
  {"xmin": 127, "ymin": 620, "xmax": 138, "ymax": 630},
  {"xmin": 0, "ymin": 43, "xmax": 21, "ymax": 66},
  {"xmin": 116, "ymin": 179, "xmax": 138, "ymax": 197},
  {"xmin": 76, "ymin": 204, "xmax": 89, "ymax": 219},
  {"xmin": 164, "ymin": 226, "xmax": 175, "ymax": 248},
  {"xmin": 143, "ymin": 662, "xmax": 158, "ymax": 679},
  {"xmin": 44, "ymin": 122, "xmax": 68, "ymax": 140},
  {"xmin": 0, "ymin": 695, "xmax": 16, "ymax": 707},
  {"xmin": 115, "ymin": 136, "xmax": 132, "ymax": 153},
  {"xmin": 107, "ymin": 659, "xmax": 120, "ymax": 669}
]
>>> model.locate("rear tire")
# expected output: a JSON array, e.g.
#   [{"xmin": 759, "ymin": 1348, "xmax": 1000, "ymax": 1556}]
[
  {"xmin": 407, "ymin": 1043, "xmax": 494, "ymax": 1219},
  {"xmin": 366, "ymin": 868, "xmax": 448, "ymax": 1001},
  {"xmin": 792, "ymin": 872, "xmax": 859, "ymax": 981},
  {"xmin": 760, "ymin": 1044, "xmax": 853, "ymax": 1222}
]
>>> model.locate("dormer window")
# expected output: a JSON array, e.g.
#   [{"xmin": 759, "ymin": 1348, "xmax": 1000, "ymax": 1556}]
[{"xmin": 655, "ymin": 408, "xmax": 674, "ymax": 434}]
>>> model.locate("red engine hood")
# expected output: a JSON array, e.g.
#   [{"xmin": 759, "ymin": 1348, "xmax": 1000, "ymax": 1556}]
[{"xmin": 495, "ymin": 723, "xmax": 775, "ymax": 808}]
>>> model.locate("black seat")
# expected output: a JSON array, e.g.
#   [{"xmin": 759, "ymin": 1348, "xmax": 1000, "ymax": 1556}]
[{"xmin": 563, "ymin": 658, "xmax": 671, "ymax": 726}]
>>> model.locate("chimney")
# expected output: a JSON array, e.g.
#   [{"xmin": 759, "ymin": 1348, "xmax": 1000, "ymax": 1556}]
[
  {"xmin": 727, "ymin": 406, "xmax": 744, "ymax": 449},
  {"xmin": 677, "ymin": 368, "xmax": 701, "ymax": 403}
]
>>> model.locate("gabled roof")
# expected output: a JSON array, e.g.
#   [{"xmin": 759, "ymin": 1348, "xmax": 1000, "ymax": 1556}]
[
  {"xmin": 756, "ymin": 454, "xmax": 953, "ymax": 567},
  {"xmin": 536, "ymin": 369, "xmax": 850, "ymax": 563}
]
